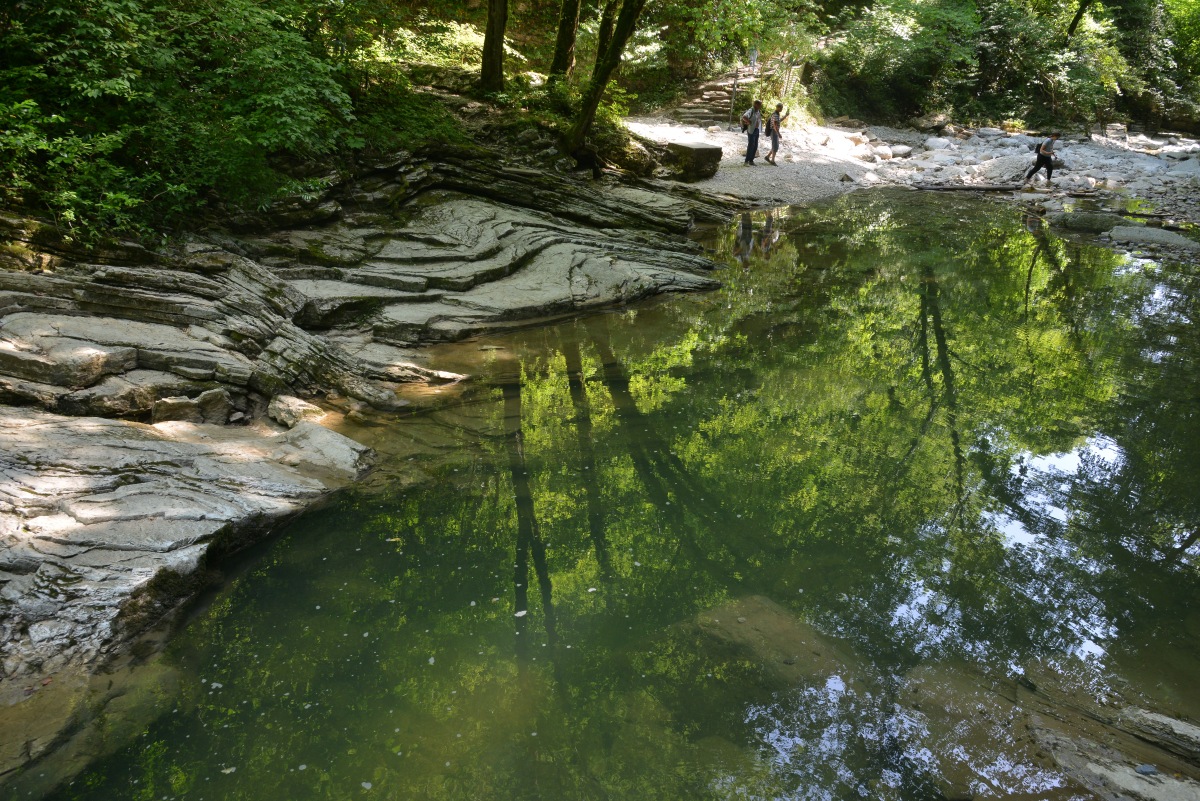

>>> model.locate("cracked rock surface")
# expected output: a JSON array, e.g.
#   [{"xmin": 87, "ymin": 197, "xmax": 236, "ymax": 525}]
[{"xmin": 0, "ymin": 409, "xmax": 372, "ymax": 686}]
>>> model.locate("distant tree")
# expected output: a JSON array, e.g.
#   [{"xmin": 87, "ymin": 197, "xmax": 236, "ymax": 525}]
[
  {"xmin": 482, "ymin": 0, "xmax": 508, "ymax": 92},
  {"xmin": 595, "ymin": 0, "xmax": 621, "ymax": 71},
  {"xmin": 569, "ymin": 0, "xmax": 648, "ymax": 151},
  {"xmin": 550, "ymin": 0, "xmax": 584, "ymax": 78}
]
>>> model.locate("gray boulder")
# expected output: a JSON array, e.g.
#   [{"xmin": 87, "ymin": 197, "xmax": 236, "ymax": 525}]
[
  {"xmin": 665, "ymin": 141, "xmax": 724, "ymax": 180},
  {"xmin": 268, "ymin": 394, "xmax": 327, "ymax": 427},
  {"xmin": 1110, "ymin": 225, "xmax": 1200, "ymax": 250}
]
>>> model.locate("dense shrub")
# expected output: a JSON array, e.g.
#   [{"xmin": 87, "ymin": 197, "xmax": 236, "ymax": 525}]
[
  {"xmin": 812, "ymin": 0, "xmax": 1200, "ymax": 127},
  {"xmin": 0, "ymin": 0, "xmax": 486, "ymax": 242},
  {"xmin": 812, "ymin": 0, "xmax": 981, "ymax": 121}
]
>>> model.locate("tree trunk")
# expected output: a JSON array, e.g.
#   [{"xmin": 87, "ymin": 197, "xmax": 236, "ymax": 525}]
[
  {"xmin": 569, "ymin": 0, "xmax": 647, "ymax": 152},
  {"xmin": 923, "ymin": 265, "xmax": 966, "ymax": 498},
  {"xmin": 593, "ymin": 0, "xmax": 620, "ymax": 78},
  {"xmin": 481, "ymin": 0, "xmax": 508, "ymax": 93},
  {"xmin": 1065, "ymin": 0, "xmax": 1094, "ymax": 43},
  {"xmin": 562, "ymin": 339, "xmax": 612, "ymax": 578},
  {"xmin": 549, "ymin": 0, "xmax": 584, "ymax": 78}
]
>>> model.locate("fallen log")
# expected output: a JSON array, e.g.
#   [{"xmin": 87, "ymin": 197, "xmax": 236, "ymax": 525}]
[{"xmin": 912, "ymin": 183, "xmax": 1022, "ymax": 191}]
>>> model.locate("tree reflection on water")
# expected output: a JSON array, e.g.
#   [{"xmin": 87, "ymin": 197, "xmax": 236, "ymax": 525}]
[{"xmin": 43, "ymin": 190, "xmax": 1200, "ymax": 801}]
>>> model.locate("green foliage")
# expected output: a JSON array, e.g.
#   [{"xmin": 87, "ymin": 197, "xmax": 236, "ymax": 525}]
[
  {"xmin": 1170, "ymin": 0, "xmax": 1200, "ymax": 75},
  {"xmin": 389, "ymin": 15, "xmax": 490, "ymax": 67},
  {"xmin": 814, "ymin": 0, "xmax": 981, "ymax": 120},
  {"xmin": 6, "ymin": 0, "xmax": 1199, "ymax": 244},
  {"xmin": 619, "ymin": 0, "xmax": 821, "ymax": 111},
  {"xmin": 351, "ymin": 66, "xmax": 473, "ymax": 152},
  {"xmin": 0, "ymin": 0, "xmax": 359, "ymax": 240},
  {"xmin": 810, "ymin": 0, "xmax": 1200, "ymax": 126}
]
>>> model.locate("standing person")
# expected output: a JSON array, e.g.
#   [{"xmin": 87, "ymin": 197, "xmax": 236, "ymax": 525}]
[
  {"xmin": 741, "ymin": 100, "xmax": 763, "ymax": 166},
  {"xmin": 733, "ymin": 212, "xmax": 755, "ymax": 269},
  {"xmin": 759, "ymin": 210, "xmax": 779, "ymax": 254},
  {"xmin": 1024, "ymin": 132, "xmax": 1060, "ymax": 185},
  {"xmin": 766, "ymin": 103, "xmax": 789, "ymax": 165}
]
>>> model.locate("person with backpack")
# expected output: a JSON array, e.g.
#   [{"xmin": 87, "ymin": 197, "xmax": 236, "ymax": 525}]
[
  {"xmin": 765, "ymin": 103, "xmax": 789, "ymax": 165},
  {"xmin": 1024, "ymin": 132, "xmax": 1060, "ymax": 185},
  {"xmin": 741, "ymin": 99, "xmax": 764, "ymax": 166}
]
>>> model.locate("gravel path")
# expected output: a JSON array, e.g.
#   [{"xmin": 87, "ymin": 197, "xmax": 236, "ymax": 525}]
[{"xmin": 625, "ymin": 116, "xmax": 877, "ymax": 205}]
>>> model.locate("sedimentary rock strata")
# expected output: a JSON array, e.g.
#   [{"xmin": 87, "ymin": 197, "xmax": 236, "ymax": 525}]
[
  {"xmin": 0, "ymin": 408, "xmax": 372, "ymax": 683},
  {"xmin": 1, "ymin": 149, "xmax": 724, "ymax": 422},
  {"xmin": 0, "ymin": 149, "xmax": 727, "ymax": 691}
]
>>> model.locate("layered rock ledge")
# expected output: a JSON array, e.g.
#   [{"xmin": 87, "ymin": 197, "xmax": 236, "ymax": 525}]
[
  {"xmin": 0, "ymin": 410, "xmax": 372, "ymax": 685},
  {"xmin": 0, "ymin": 145, "xmax": 729, "ymax": 762}
]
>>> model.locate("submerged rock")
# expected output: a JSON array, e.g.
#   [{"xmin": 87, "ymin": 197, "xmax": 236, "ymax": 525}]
[
  {"xmin": 689, "ymin": 596, "xmax": 1200, "ymax": 801},
  {"xmin": 692, "ymin": 595, "xmax": 864, "ymax": 689},
  {"xmin": 1046, "ymin": 211, "xmax": 1135, "ymax": 233},
  {"xmin": 1109, "ymin": 225, "xmax": 1200, "ymax": 250}
]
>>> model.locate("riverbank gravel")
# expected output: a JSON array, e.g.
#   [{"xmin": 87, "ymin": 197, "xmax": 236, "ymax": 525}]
[
  {"xmin": 625, "ymin": 116, "xmax": 880, "ymax": 205},
  {"xmin": 624, "ymin": 115, "xmax": 1200, "ymax": 225}
]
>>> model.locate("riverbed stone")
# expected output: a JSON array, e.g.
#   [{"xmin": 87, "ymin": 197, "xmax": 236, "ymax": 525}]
[
  {"xmin": 665, "ymin": 141, "xmax": 723, "ymax": 180},
  {"xmin": 692, "ymin": 595, "xmax": 865, "ymax": 689},
  {"xmin": 1110, "ymin": 225, "xmax": 1200, "ymax": 250},
  {"xmin": 900, "ymin": 662, "xmax": 1071, "ymax": 800},
  {"xmin": 1032, "ymin": 723, "xmax": 1200, "ymax": 801},
  {"xmin": 1047, "ymin": 212, "xmax": 1134, "ymax": 233},
  {"xmin": 268, "ymin": 394, "xmax": 327, "ymax": 427},
  {"xmin": 1118, "ymin": 708, "xmax": 1200, "ymax": 763}
]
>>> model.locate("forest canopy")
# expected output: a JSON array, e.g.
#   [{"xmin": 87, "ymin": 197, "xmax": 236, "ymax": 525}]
[{"xmin": 2, "ymin": 0, "xmax": 1198, "ymax": 240}]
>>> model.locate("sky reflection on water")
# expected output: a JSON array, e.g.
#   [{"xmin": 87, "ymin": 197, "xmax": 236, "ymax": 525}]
[{"xmin": 36, "ymin": 190, "xmax": 1200, "ymax": 801}]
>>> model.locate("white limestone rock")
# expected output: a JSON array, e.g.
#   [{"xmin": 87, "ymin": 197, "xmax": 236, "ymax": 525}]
[
  {"xmin": 268, "ymin": 394, "xmax": 327, "ymax": 427},
  {"xmin": 0, "ymin": 405, "xmax": 372, "ymax": 684}
]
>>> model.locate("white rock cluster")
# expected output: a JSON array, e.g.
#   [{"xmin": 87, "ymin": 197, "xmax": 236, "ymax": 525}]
[
  {"xmin": 873, "ymin": 127, "xmax": 1200, "ymax": 201},
  {"xmin": 625, "ymin": 116, "xmax": 1200, "ymax": 218}
]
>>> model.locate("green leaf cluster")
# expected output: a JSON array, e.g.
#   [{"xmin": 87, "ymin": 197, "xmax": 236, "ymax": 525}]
[
  {"xmin": 0, "ymin": 0, "xmax": 472, "ymax": 242},
  {"xmin": 810, "ymin": 0, "xmax": 1200, "ymax": 125}
]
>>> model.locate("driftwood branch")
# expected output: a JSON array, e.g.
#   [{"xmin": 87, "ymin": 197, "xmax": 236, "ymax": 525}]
[{"xmin": 912, "ymin": 183, "xmax": 1022, "ymax": 191}]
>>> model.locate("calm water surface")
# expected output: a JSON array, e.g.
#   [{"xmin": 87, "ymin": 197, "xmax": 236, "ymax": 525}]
[{"xmin": 41, "ymin": 190, "xmax": 1200, "ymax": 800}]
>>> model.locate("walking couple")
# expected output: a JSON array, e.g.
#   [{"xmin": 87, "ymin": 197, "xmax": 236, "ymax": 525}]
[{"xmin": 741, "ymin": 100, "xmax": 788, "ymax": 165}]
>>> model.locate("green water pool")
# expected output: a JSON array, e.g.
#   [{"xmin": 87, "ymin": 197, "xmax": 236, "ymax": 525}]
[{"xmin": 33, "ymin": 190, "xmax": 1200, "ymax": 801}]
